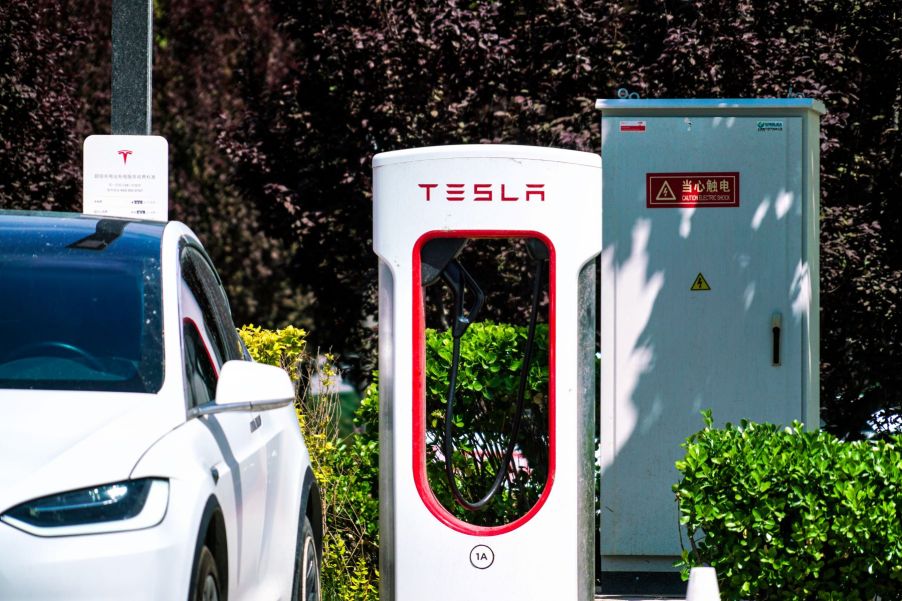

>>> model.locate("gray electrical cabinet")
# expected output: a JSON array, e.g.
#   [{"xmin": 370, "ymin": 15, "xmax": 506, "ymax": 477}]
[{"xmin": 596, "ymin": 99, "xmax": 824, "ymax": 575}]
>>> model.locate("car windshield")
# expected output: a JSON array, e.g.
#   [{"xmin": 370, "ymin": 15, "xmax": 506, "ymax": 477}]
[{"xmin": 0, "ymin": 214, "xmax": 164, "ymax": 393}]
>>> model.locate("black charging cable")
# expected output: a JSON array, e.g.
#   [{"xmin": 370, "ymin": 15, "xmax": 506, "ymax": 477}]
[{"xmin": 442, "ymin": 254, "xmax": 546, "ymax": 511}]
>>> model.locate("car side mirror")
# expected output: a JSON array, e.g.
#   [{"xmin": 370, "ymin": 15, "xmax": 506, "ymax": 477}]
[{"xmin": 188, "ymin": 360, "xmax": 295, "ymax": 418}]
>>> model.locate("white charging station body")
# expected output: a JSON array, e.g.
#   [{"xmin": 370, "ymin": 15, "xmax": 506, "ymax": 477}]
[{"xmin": 373, "ymin": 145, "xmax": 600, "ymax": 601}]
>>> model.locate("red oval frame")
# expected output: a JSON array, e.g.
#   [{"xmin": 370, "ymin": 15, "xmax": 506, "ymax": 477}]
[{"xmin": 411, "ymin": 230, "xmax": 556, "ymax": 536}]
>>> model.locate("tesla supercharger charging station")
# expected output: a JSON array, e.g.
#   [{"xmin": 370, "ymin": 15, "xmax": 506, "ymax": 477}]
[
  {"xmin": 595, "ymin": 98, "xmax": 824, "ymax": 576},
  {"xmin": 373, "ymin": 145, "xmax": 600, "ymax": 601}
]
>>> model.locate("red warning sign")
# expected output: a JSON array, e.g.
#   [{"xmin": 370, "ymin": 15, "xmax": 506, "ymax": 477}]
[
  {"xmin": 619, "ymin": 120, "xmax": 647, "ymax": 132},
  {"xmin": 646, "ymin": 172, "xmax": 740, "ymax": 208}
]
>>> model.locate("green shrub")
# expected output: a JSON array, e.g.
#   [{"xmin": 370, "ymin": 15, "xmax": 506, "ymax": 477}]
[
  {"xmin": 238, "ymin": 325, "xmax": 379, "ymax": 601},
  {"xmin": 425, "ymin": 321, "xmax": 550, "ymax": 526},
  {"xmin": 675, "ymin": 410, "xmax": 902, "ymax": 600},
  {"xmin": 318, "ymin": 379, "xmax": 379, "ymax": 600},
  {"xmin": 239, "ymin": 324, "xmax": 307, "ymax": 381}
]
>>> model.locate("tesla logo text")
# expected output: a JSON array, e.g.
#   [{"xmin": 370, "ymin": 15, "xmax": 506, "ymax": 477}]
[
  {"xmin": 117, "ymin": 149, "xmax": 133, "ymax": 165},
  {"xmin": 418, "ymin": 183, "xmax": 545, "ymax": 202}
]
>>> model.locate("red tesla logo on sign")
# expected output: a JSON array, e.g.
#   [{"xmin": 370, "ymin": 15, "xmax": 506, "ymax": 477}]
[
  {"xmin": 418, "ymin": 183, "xmax": 545, "ymax": 202},
  {"xmin": 117, "ymin": 149, "xmax": 133, "ymax": 165},
  {"xmin": 646, "ymin": 172, "xmax": 740, "ymax": 208}
]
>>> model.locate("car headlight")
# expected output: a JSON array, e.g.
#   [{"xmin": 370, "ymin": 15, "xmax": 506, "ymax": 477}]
[{"xmin": 0, "ymin": 478, "xmax": 169, "ymax": 537}]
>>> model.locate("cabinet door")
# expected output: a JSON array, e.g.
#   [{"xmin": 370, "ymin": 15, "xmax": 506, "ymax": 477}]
[{"xmin": 600, "ymin": 116, "xmax": 803, "ymax": 557}]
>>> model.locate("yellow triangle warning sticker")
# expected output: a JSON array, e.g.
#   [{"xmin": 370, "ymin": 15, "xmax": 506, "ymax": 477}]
[
  {"xmin": 656, "ymin": 180, "xmax": 677, "ymax": 202},
  {"xmin": 691, "ymin": 273, "xmax": 711, "ymax": 291}
]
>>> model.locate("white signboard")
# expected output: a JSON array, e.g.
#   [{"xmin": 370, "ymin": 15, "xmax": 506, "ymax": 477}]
[{"xmin": 83, "ymin": 135, "xmax": 168, "ymax": 221}]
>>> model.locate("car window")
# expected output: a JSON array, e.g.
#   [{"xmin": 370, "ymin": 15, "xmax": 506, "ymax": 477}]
[
  {"xmin": 0, "ymin": 218, "xmax": 164, "ymax": 393},
  {"xmin": 179, "ymin": 246, "xmax": 244, "ymax": 366},
  {"xmin": 183, "ymin": 319, "xmax": 217, "ymax": 407}
]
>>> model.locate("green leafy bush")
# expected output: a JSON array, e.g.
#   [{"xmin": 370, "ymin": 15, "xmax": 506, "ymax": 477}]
[
  {"xmin": 239, "ymin": 325, "xmax": 379, "ymax": 601},
  {"xmin": 239, "ymin": 324, "xmax": 307, "ymax": 380},
  {"xmin": 319, "ymin": 379, "xmax": 379, "ymax": 601},
  {"xmin": 425, "ymin": 321, "xmax": 550, "ymax": 526},
  {"xmin": 675, "ymin": 411, "xmax": 902, "ymax": 600}
]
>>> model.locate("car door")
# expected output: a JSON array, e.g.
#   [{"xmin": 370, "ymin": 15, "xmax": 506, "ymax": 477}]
[{"xmin": 179, "ymin": 243, "xmax": 272, "ymax": 597}]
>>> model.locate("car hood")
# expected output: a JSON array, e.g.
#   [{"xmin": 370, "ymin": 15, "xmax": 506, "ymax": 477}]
[{"xmin": 0, "ymin": 389, "xmax": 183, "ymax": 513}]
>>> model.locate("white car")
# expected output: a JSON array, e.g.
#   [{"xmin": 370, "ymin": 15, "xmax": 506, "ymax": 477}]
[{"xmin": 0, "ymin": 211, "xmax": 322, "ymax": 601}]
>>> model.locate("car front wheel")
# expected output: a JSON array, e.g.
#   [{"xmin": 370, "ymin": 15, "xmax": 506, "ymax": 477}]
[
  {"xmin": 193, "ymin": 545, "xmax": 222, "ymax": 601},
  {"xmin": 293, "ymin": 515, "xmax": 321, "ymax": 601}
]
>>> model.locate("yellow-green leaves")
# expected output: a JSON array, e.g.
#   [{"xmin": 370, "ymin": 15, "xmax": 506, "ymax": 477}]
[
  {"xmin": 238, "ymin": 325, "xmax": 379, "ymax": 600},
  {"xmin": 238, "ymin": 324, "xmax": 307, "ymax": 382}
]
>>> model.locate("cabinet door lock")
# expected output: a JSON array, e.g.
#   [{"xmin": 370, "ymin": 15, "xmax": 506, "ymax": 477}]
[{"xmin": 771, "ymin": 312, "xmax": 782, "ymax": 366}]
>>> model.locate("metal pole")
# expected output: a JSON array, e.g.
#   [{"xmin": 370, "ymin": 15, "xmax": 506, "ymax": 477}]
[{"xmin": 111, "ymin": 0, "xmax": 152, "ymax": 135}]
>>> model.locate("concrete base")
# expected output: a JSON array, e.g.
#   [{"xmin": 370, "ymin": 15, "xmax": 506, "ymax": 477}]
[
  {"xmin": 596, "ymin": 597, "xmax": 683, "ymax": 601},
  {"xmin": 597, "ymin": 571, "xmax": 685, "ymax": 597}
]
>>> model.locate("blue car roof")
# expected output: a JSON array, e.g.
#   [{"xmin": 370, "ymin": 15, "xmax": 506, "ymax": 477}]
[{"xmin": 0, "ymin": 211, "xmax": 166, "ymax": 254}]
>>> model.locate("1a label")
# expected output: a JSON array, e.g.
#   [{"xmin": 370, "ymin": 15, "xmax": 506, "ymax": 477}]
[{"xmin": 470, "ymin": 545, "xmax": 495, "ymax": 569}]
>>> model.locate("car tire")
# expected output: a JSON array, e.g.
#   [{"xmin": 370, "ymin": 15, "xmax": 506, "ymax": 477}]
[
  {"xmin": 292, "ymin": 515, "xmax": 321, "ymax": 601},
  {"xmin": 193, "ymin": 545, "xmax": 223, "ymax": 601}
]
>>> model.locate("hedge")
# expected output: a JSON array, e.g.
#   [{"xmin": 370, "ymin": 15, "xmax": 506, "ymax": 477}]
[
  {"xmin": 675, "ymin": 411, "xmax": 902, "ymax": 600},
  {"xmin": 424, "ymin": 321, "xmax": 550, "ymax": 527},
  {"xmin": 239, "ymin": 325, "xmax": 379, "ymax": 601}
]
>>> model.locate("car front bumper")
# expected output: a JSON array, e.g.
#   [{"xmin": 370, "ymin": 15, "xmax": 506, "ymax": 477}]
[{"xmin": 0, "ymin": 501, "xmax": 194, "ymax": 601}]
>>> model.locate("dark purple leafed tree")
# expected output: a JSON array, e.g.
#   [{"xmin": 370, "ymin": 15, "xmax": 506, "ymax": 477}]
[{"xmin": 1, "ymin": 0, "xmax": 901, "ymax": 438}]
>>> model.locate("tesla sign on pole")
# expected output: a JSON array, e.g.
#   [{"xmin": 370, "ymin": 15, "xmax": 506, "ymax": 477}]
[
  {"xmin": 83, "ymin": 135, "xmax": 168, "ymax": 221},
  {"xmin": 82, "ymin": 1, "xmax": 168, "ymax": 221}
]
